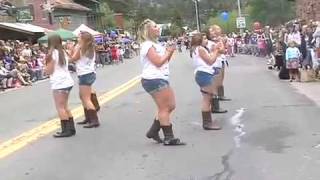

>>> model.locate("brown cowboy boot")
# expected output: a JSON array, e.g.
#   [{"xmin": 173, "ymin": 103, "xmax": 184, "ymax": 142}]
[
  {"xmin": 83, "ymin": 109, "xmax": 100, "ymax": 128},
  {"xmin": 146, "ymin": 119, "xmax": 163, "ymax": 143},
  {"xmin": 202, "ymin": 111, "xmax": 221, "ymax": 130}
]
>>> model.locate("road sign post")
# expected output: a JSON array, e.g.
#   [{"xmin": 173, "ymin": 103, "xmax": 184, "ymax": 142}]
[{"xmin": 236, "ymin": 17, "xmax": 246, "ymax": 34}]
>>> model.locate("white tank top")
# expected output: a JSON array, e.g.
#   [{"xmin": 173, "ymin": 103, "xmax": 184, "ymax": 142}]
[
  {"xmin": 76, "ymin": 52, "xmax": 96, "ymax": 76},
  {"xmin": 192, "ymin": 46, "xmax": 214, "ymax": 75},
  {"xmin": 49, "ymin": 49, "xmax": 74, "ymax": 90},
  {"xmin": 140, "ymin": 40, "xmax": 169, "ymax": 80},
  {"xmin": 207, "ymin": 40, "xmax": 225, "ymax": 68}
]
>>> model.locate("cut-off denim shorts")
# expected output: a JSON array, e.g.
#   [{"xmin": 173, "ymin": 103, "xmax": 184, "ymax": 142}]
[
  {"xmin": 78, "ymin": 72, "xmax": 96, "ymax": 86},
  {"xmin": 141, "ymin": 78, "xmax": 169, "ymax": 95},
  {"xmin": 212, "ymin": 67, "xmax": 221, "ymax": 76},
  {"xmin": 54, "ymin": 86, "xmax": 73, "ymax": 94},
  {"xmin": 195, "ymin": 71, "xmax": 215, "ymax": 88}
]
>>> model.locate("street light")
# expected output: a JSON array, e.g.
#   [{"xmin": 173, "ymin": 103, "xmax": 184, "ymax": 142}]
[{"xmin": 194, "ymin": 0, "xmax": 201, "ymax": 32}]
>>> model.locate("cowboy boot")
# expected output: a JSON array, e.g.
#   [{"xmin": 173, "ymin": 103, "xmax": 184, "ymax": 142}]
[
  {"xmin": 211, "ymin": 95, "xmax": 228, "ymax": 114},
  {"xmin": 202, "ymin": 111, "xmax": 221, "ymax": 130},
  {"xmin": 53, "ymin": 120, "xmax": 76, "ymax": 138},
  {"xmin": 146, "ymin": 119, "xmax": 163, "ymax": 143},
  {"xmin": 83, "ymin": 109, "xmax": 100, "ymax": 128},
  {"xmin": 56, "ymin": 117, "xmax": 75, "ymax": 135},
  {"xmin": 161, "ymin": 125, "xmax": 186, "ymax": 146},
  {"xmin": 91, "ymin": 93, "xmax": 100, "ymax": 112},
  {"xmin": 77, "ymin": 108, "xmax": 90, "ymax": 125},
  {"xmin": 218, "ymin": 86, "xmax": 231, "ymax": 101},
  {"xmin": 69, "ymin": 117, "xmax": 76, "ymax": 134},
  {"xmin": 53, "ymin": 120, "xmax": 66, "ymax": 137}
]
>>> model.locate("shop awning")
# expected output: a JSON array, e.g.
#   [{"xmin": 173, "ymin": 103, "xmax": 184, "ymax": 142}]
[{"xmin": 0, "ymin": 23, "xmax": 47, "ymax": 35}]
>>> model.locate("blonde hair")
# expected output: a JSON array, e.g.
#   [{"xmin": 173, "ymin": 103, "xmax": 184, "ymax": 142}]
[
  {"xmin": 208, "ymin": 24, "xmax": 222, "ymax": 40},
  {"xmin": 288, "ymin": 41, "xmax": 296, "ymax": 48},
  {"xmin": 209, "ymin": 25, "xmax": 222, "ymax": 33},
  {"xmin": 138, "ymin": 19, "xmax": 157, "ymax": 43}
]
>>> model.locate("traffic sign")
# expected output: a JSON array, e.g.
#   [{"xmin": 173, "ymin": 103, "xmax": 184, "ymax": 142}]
[{"xmin": 236, "ymin": 17, "xmax": 246, "ymax": 29}]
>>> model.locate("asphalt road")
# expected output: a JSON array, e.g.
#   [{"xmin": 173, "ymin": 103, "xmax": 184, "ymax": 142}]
[{"xmin": 0, "ymin": 52, "xmax": 320, "ymax": 180}]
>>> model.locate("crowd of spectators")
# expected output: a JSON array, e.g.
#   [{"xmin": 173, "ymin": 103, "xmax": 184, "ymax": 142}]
[
  {"xmin": 94, "ymin": 41, "xmax": 139, "ymax": 66},
  {"xmin": 0, "ymin": 34, "xmax": 140, "ymax": 92},
  {"xmin": 224, "ymin": 20, "xmax": 320, "ymax": 82},
  {"xmin": 0, "ymin": 40, "xmax": 48, "ymax": 91}
]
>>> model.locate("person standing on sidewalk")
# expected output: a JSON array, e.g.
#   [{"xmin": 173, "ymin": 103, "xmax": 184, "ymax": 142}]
[
  {"xmin": 190, "ymin": 33, "xmax": 223, "ymax": 130},
  {"xmin": 207, "ymin": 25, "xmax": 229, "ymax": 114},
  {"xmin": 285, "ymin": 41, "xmax": 301, "ymax": 82},
  {"xmin": 69, "ymin": 31, "xmax": 100, "ymax": 128},
  {"xmin": 138, "ymin": 19, "xmax": 185, "ymax": 146},
  {"xmin": 45, "ymin": 34, "xmax": 75, "ymax": 138}
]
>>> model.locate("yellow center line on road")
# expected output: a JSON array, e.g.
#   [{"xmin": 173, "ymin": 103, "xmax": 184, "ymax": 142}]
[{"xmin": 0, "ymin": 75, "xmax": 141, "ymax": 159}]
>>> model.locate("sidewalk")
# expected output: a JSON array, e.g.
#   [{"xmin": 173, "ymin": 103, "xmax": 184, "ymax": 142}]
[
  {"xmin": 290, "ymin": 81, "xmax": 320, "ymax": 106},
  {"xmin": 266, "ymin": 56, "xmax": 320, "ymax": 106}
]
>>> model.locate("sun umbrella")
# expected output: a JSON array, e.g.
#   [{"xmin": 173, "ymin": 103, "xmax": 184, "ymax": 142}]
[{"xmin": 38, "ymin": 28, "xmax": 77, "ymax": 43}]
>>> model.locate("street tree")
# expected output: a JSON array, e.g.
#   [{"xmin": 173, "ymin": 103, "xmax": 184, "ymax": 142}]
[{"xmin": 249, "ymin": 0, "xmax": 295, "ymax": 25}]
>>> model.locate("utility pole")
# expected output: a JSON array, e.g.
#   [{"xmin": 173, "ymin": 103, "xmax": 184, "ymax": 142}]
[
  {"xmin": 237, "ymin": 0, "xmax": 242, "ymax": 17},
  {"xmin": 194, "ymin": 0, "xmax": 201, "ymax": 32},
  {"xmin": 237, "ymin": 0, "xmax": 244, "ymax": 34}
]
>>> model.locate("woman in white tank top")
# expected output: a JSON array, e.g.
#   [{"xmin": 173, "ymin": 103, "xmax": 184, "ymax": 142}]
[
  {"xmin": 69, "ymin": 31, "xmax": 100, "ymax": 128},
  {"xmin": 207, "ymin": 25, "xmax": 229, "ymax": 115},
  {"xmin": 139, "ymin": 19, "xmax": 185, "ymax": 146},
  {"xmin": 45, "ymin": 34, "xmax": 75, "ymax": 138},
  {"xmin": 190, "ymin": 33, "xmax": 223, "ymax": 130}
]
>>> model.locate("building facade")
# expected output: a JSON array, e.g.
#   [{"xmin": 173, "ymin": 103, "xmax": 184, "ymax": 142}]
[
  {"xmin": 1, "ymin": 0, "xmax": 94, "ymax": 30},
  {"xmin": 27, "ymin": 0, "xmax": 91, "ymax": 30},
  {"xmin": 296, "ymin": 0, "xmax": 320, "ymax": 21},
  {"xmin": 74, "ymin": 0, "xmax": 103, "ymax": 30}
]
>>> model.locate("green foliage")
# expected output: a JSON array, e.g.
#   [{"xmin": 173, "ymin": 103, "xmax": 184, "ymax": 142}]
[
  {"xmin": 207, "ymin": 11, "xmax": 238, "ymax": 33},
  {"xmin": 171, "ymin": 9, "xmax": 183, "ymax": 28},
  {"xmin": 169, "ymin": 24, "xmax": 184, "ymax": 37},
  {"xmin": 104, "ymin": 0, "xmax": 134, "ymax": 14},
  {"xmin": 124, "ymin": 19, "xmax": 134, "ymax": 32},
  {"xmin": 168, "ymin": 9, "xmax": 184, "ymax": 37},
  {"xmin": 100, "ymin": 1, "xmax": 116, "ymax": 29},
  {"xmin": 249, "ymin": 0, "xmax": 295, "ymax": 26}
]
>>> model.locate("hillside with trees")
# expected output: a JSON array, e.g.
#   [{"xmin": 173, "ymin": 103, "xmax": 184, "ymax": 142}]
[{"xmin": 102, "ymin": 0, "xmax": 296, "ymax": 34}]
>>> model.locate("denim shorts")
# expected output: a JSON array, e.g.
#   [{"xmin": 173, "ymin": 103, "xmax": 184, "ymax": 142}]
[
  {"xmin": 141, "ymin": 78, "xmax": 169, "ymax": 95},
  {"xmin": 78, "ymin": 72, "xmax": 96, "ymax": 86},
  {"xmin": 213, "ymin": 67, "xmax": 221, "ymax": 76},
  {"xmin": 195, "ymin": 71, "xmax": 214, "ymax": 87},
  {"xmin": 55, "ymin": 86, "xmax": 73, "ymax": 93}
]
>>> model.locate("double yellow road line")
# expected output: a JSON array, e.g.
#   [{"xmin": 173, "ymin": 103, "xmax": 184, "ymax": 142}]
[{"xmin": 0, "ymin": 75, "xmax": 141, "ymax": 159}]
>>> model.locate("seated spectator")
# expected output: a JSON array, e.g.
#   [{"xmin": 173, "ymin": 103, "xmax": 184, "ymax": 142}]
[
  {"xmin": 29, "ymin": 55, "xmax": 45, "ymax": 81},
  {"xmin": 16, "ymin": 59, "xmax": 32, "ymax": 85},
  {"xmin": 0, "ymin": 61, "xmax": 13, "ymax": 89},
  {"xmin": 21, "ymin": 44, "xmax": 32, "ymax": 58}
]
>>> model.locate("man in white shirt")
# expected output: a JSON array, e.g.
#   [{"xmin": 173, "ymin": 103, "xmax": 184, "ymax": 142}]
[{"xmin": 21, "ymin": 44, "xmax": 32, "ymax": 58}]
